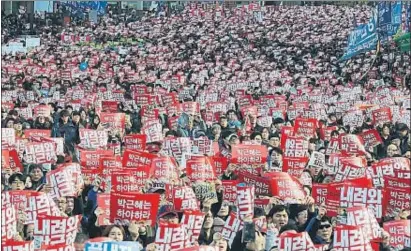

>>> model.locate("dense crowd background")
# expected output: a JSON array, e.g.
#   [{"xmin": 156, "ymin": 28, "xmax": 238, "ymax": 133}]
[{"xmin": 1, "ymin": 2, "xmax": 411, "ymax": 251}]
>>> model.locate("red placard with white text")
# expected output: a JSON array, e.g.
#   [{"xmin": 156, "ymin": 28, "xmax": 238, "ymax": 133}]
[
  {"xmin": 279, "ymin": 231, "xmax": 316, "ymax": 251},
  {"xmin": 155, "ymin": 222, "xmax": 189, "ymax": 251},
  {"xmin": 338, "ymin": 133, "xmax": 366, "ymax": 155},
  {"xmin": 173, "ymin": 186, "xmax": 200, "ymax": 211},
  {"xmin": 97, "ymin": 194, "xmax": 111, "ymax": 226},
  {"xmin": 122, "ymin": 149, "xmax": 156, "ymax": 168},
  {"xmin": 383, "ymin": 220, "xmax": 410, "ymax": 249},
  {"xmin": 266, "ymin": 172, "xmax": 306, "ymax": 201},
  {"xmin": 24, "ymin": 141, "xmax": 57, "ymax": 164},
  {"xmin": 360, "ymin": 129, "xmax": 383, "ymax": 148},
  {"xmin": 1, "ymin": 206, "xmax": 17, "ymax": 242},
  {"xmin": 372, "ymin": 107, "xmax": 392, "ymax": 125},
  {"xmin": 236, "ymin": 185, "xmax": 255, "ymax": 220},
  {"xmin": 231, "ymin": 144, "xmax": 268, "ymax": 164},
  {"xmin": 25, "ymin": 129, "xmax": 51, "ymax": 138},
  {"xmin": 111, "ymin": 170, "xmax": 141, "ymax": 193},
  {"xmin": 281, "ymin": 135, "xmax": 308, "ymax": 157},
  {"xmin": 124, "ymin": 134, "xmax": 147, "ymax": 151},
  {"xmin": 79, "ymin": 129, "xmax": 108, "ymax": 149},
  {"xmin": 282, "ymin": 157, "xmax": 309, "ymax": 179},
  {"xmin": 150, "ymin": 156, "xmax": 179, "ymax": 182},
  {"xmin": 79, "ymin": 149, "xmax": 113, "ymax": 169},
  {"xmin": 333, "ymin": 225, "xmax": 373, "ymax": 250},
  {"xmin": 25, "ymin": 191, "xmax": 61, "ymax": 224},
  {"xmin": 110, "ymin": 192, "xmax": 160, "ymax": 226},
  {"xmin": 100, "ymin": 113, "xmax": 125, "ymax": 130},
  {"xmin": 186, "ymin": 156, "xmax": 216, "ymax": 182},
  {"xmin": 2, "ymin": 241, "xmax": 34, "ymax": 251},
  {"xmin": 141, "ymin": 121, "xmax": 163, "ymax": 143},
  {"xmin": 294, "ymin": 118, "xmax": 317, "ymax": 138},
  {"xmin": 46, "ymin": 166, "xmax": 76, "ymax": 200},
  {"xmin": 222, "ymin": 180, "xmax": 239, "ymax": 203},
  {"xmin": 221, "ymin": 212, "xmax": 244, "ymax": 247},
  {"xmin": 346, "ymin": 206, "xmax": 382, "ymax": 242},
  {"xmin": 181, "ymin": 210, "xmax": 205, "ymax": 245},
  {"xmin": 33, "ymin": 215, "xmax": 81, "ymax": 249}
]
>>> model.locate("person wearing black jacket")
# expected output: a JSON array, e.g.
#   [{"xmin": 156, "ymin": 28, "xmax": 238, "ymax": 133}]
[{"xmin": 51, "ymin": 109, "xmax": 80, "ymax": 161}]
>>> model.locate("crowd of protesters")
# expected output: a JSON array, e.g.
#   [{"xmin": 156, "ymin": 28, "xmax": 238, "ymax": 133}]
[{"xmin": 1, "ymin": 2, "xmax": 411, "ymax": 251}]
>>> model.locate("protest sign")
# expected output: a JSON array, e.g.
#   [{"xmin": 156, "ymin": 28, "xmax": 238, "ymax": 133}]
[
  {"xmin": 173, "ymin": 186, "xmax": 200, "ymax": 211},
  {"xmin": 85, "ymin": 242, "xmax": 142, "ymax": 251},
  {"xmin": 222, "ymin": 180, "xmax": 239, "ymax": 203},
  {"xmin": 192, "ymin": 182, "xmax": 218, "ymax": 203},
  {"xmin": 24, "ymin": 141, "xmax": 57, "ymax": 164},
  {"xmin": 110, "ymin": 192, "xmax": 160, "ymax": 226},
  {"xmin": 294, "ymin": 117, "xmax": 317, "ymax": 138},
  {"xmin": 155, "ymin": 222, "xmax": 189, "ymax": 251},
  {"xmin": 278, "ymin": 231, "xmax": 316, "ymax": 251},
  {"xmin": 186, "ymin": 156, "xmax": 216, "ymax": 182},
  {"xmin": 383, "ymin": 220, "xmax": 410, "ymax": 249},
  {"xmin": 80, "ymin": 149, "xmax": 113, "ymax": 169},
  {"xmin": 221, "ymin": 212, "xmax": 244, "ymax": 246},
  {"xmin": 100, "ymin": 112, "xmax": 126, "ymax": 130},
  {"xmin": 122, "ymin": 149, "xmax": 156, "ymax": 168},
  {"xmin": 141, "ymin": 120, "xmax": 163, "ymax": 143},
  {"xmin": 79, "ymin": 129, "xmax": 108, "ymax": 149},
  {"xmin": 339, "ymin": 133, "xmax": 366, "ymax": 155},
  {"xmin": 96, "ymin": 194, "xmax": 111, "ymax": 226},
  {"xmin": 124, "ymin": 134, "xmax": 147, "ymax": 151},
  {"xmin": 2, "ymin": 240, "xmax": 34, "ymax": 251},
  {"xmin": 281, "ymin": 135, "xmax": 308, "ymax": 157},
  {"xmin": 1, "ymin": 206, "xmax": 17, "ymax": 242},
  {"xmin": 236, "ymin": 185, "xmax": 255, "ymax": 220},
  {"xmin": 346, "ymin": 206, "xmax": 382, "ymax": 241},
  {"xmin": 266, "ymin": 172, "xmax": 306, "ymax": 202},
  {"xmin": 360, "ymin": 129, "xmax": 383, "ymax": 148},
  {"xmin": 181, "ymin": 210, "xmax": 205, "ymax": 245},
  {"xmin": 150, "ymin": 156, "xmax": 179, "ymax": 182},
  {"xmin": 231, "ymin": 144, "xmax": 268, "ymax": 164},
  {"xmin": 33, "ymin": 215, "xmax": 81, "ymax": 249},
  {"xmin": 332, "ymin": 225, "xmax": 373, "ymax": 250},
  {"xmin": 46, "ymin": 166, "xmax": 76, "ymax": 200},
  {"xmin": 2, "ymin": 128, "xmax": 15, "ymax": 149}
]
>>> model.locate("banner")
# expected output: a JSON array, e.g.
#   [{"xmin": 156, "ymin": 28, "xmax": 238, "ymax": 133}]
[
  {"xmin": 110, "ymin": 192, "xmax": 160, "ymax": 226},
  {"xmin": 85, "ymin": 242, "xmax": 142, "ymax": 251},
  {"xmin": 25, "ymin": 129, "xmax": 51, "ymax": 138},
  {"xmin": 79, "ymin": 129, "xmax": 108, "ymax": 149},
  {"xmin": 155, "ymin": 222, "xmax": 189, "ymax": 251},
  {"xmin": 124, "ymin": 134, "xmax": 147, "ymax": 151},
  {"xmin": 181, "ymin": 210, "xmax": 205, "ymax": 245},
  {"xmin": 231, "ymin": 144, "xmax": 268, "ymax": 164},
  {"xmin": 2, "ymin": 240, "xmax": 34, "ymax": 251},
  {"xmin": 33, "ymin": 215, "xmax": 81, "ymax": 249},
  {"xmin": 186, "ymin": 156, "xmax": 216, "ymax": 182},
  {"xmin": 333, "ymin": 225, "xmax": 373, "ymax": 250},
  {"xmin": 24, "ymin": 141, "xmax": 57, "ymax": 164},
  {"xmin": 341, "ymin": 8, "xmax": 378, "ymax": 61},
  {"xmin": 236, "ymin": 185, "xmax": 255, "ymax": 220}
]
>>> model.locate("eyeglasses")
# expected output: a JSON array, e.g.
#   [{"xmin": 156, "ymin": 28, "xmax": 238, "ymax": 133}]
[
  {"xmin": 12, "ymin": 180, "xmax": 24, "ymax": 185},
  {"xmin": 319, "ymin": 224, "xmax": 331, "ymax": 230}
]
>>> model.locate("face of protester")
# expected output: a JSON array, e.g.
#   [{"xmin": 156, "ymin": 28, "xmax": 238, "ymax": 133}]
[
  {"xmin": 25, "ymin": 224, "xmax": 34, "ymax": 240},
  {"xmin": 6, "ymin": 120, "xmax": 14, "ymax": 128},
  {"xmin": 108, "ymin": 226, "xmax": 124, "ymax": 241},
  {"xmin": 213, "ymin": 237, "xmax": 228, "ymax": 251},
  {"xmin": 269, "ymin": 136, "xmax": 280, "ymax": 147},
  {"xmin": 387, "ymin": 144, "xmax": 398, "ymax": 157},
  {"xmin": 10, "ymin": 176, "xmax": 25, "ymax": 190},
  {"xmin": 80, "ymin": 111, "xmax": 87, "ymax": 121},
  {"xmin": 14, "ymin": 122, "xmax": 22, "ymax": 131},
  {"xmin": 382, "ymin": 126, "xmax": 390, "ymax": 136},
  {"xmin": 217, "ymin": 201, "xmax": 230, "ymax": 217},
  {"xmin": 249, "ymin": 115, "xmax": 257, "ymax": 124},
  {"xmin": 25, "ymin": 176, "xmax": 32, "ymax": 189},
  {"xmin": 94, "ymin": 116, "xmax": 100, "ymax": 125},
  {"xmin": 162, "ymin": 213, "xmax": 179, "ymax": 224},
  {"xmin": 30, "ymin": 167, "xmax": 43, "ymax": 182},
  {"xmin": 212, "ymin": 126, "xmax": 221, "ymax": 135},
  {"xmin": 66, "ymin": 197, "xmax": 74, "ymax": 214},
  {"xmin": 203, "ymin": 211, "xmax": 214, "ymax": 229},
  {"xmin": 400, "ymin": 129, "xmax": 409, "ymax": 138},
  {"xmin": 254, "ymin": 135, "xmax": 263, "ymax": 144},
  {"xmin": 295, "ymin": 210, "xmax": 308, "ymax": 226},
  {"xmin": 39, "ymin": 116, "xmax": 45, "ymax": 124},
  {"xmin": 271, "ymin": 151, "xmax": 282, "ymax": 166},
  {"xmin": 272, "ymin": 209, "xmax": 288, "ymax": 228},
  {"xmin": 72, "ymin": 114, "xmax": 80, "ymax": 123},
  {"xmin": 317, "ymin": 221, "xmax": 333, "ymax": 242},
  {"xmin": 261, "ymin": 128, "xmax": 270, "ymax": 140},
  {"xmin": 227, "ymin": 111, "xmax": 236, "ymax": 121},
  {"xmin": 219, "ymin": 118, "xmax": 228, "ymax": 128},
  {"xmin": 62, "ymin": 114, "xmax": 69, "ymax": 124},
  {"xmin": 56, "ymin": 197, "xmax": 67, "ymax": 213}
]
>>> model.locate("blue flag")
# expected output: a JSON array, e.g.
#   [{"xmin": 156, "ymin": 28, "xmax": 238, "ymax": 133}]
[
  {"xmin": 378, "ymin": 1, "xmax": 392, "ymax": 42},
  {"xmin": 406, "ymin": 2, "xmax": 411, "ymax": 32},
  {"xmin": 389, "ymin": 2, "xmax": 402, "ymax": 36},
  {"xmin": 340, "ymin": 9, "xmax": 378, "ymax": 61}
]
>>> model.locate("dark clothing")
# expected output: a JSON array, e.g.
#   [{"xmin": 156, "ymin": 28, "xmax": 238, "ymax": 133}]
[
  {"xmin": 399, "ymin": 134, "xmax": 409, "ymax": 155},
  {"xmin": 51, "ymin": 116, "xmax": 80, "ymax": 154},
  {"xmin": 198, "ymin": 229, "xmax": 215, "ymax": 245}
]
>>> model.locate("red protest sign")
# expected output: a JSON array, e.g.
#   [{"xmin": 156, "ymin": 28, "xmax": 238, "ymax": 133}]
[
  {"xmin": 281, "ymin": 135, "xmax": 308, "ymax": 158},
  {"xmin": 141, "ymin": 120, "xmax": 163, "ymax": 143},
  {"xmin": 372, "ymin": 107, "xmax": 392, "ymax": 125},
  {"xmin": 122, "ymin": 149, "xmax": 156, "ymax": 168},
  {"xmin": 33, "ymin": 105, "xmax": 51, "ymax": 118},
  {"xmin": 97, "ymin": 194, "xmax": 111, "ymax": 226},
  {"xmin": 180, "ymin": 101, "xmax": 200, "ymax": 116},
  {"xmin": 24, "ymin": 129, "xmax": 51, "ymax": 138},
  {"xmin": 212, "ymin": 156, "xmax": 228, "ymax": 177},
  {"xmin": 33, "ymin": 215, "xmax": 81, "ymax": 249},
  {"xmin": 340, "ymin": 183, "xmax": 384, "ymax": 220},
  {"xmin": 237, "ymin": 170, "xmax": 271, "ymax": 195},
  {"xmin": 222, "ymin": 180, "xmax": 239, "ymax": 203},
  {"xmin": 360, "ymin": 129, "xmax": 383, "ymax": 148},
  {"xmin": 2, "ymin": 150, "xmax": 10, "ymax": 169},
  {"xmin": 99, "ymin": 156, "xmax": 122, "ymax": 170},
  {"xmin": 221, "ymin": 212, "xmax": 244, "ymax": 247},
  {"xmin": 186, "ymin": 156, "xmax": 216, "ymax": 182},
  {"xmin": 294, "ymin": 117, "xmax": 318, "ymax": 138},
  {"xmin": 40, "ymin": 244, "xmax": 76, "ymax": 250},
  {"xmin": 231, "ymin": 144, "xmax": 268, "ymax": 164},
  {"xmin": 333, "ymin": 225, "xmax": 372, "ymax": 250},
  {"xmin": 100, "ymin": 113, "xmax": 126, "ymax": 130},
  {"xmin": 1, "ymin": 206, "xmax": 17, "ymax": 242},
  {"xmin": 101, "ymin": 101, "xmax": 119, "ymax": 113},
  {"xmin": 181, "ymin": 210, "xmax": 205, "ymax": 245},
  {"xmin": 79, "ymin": 129, "xmax": 108, "ymax": 149},
  {"xmin": 150, "ymin": 156, "xmax": 179, "ymax": 182},
  {"xmin": 79, "ymin": 149, "xmax": 113, "ymax": 169},
  {"xmin": 46, "ymin": 166, "xmax": 76, "ymax": 200},
  {"xmin": 383, "ymin": 186, "xmax": 410, "ymax": 217},
  {"xmin": 25, "ymin": 191, "xmax": 60, "ymax": 224},
  {"xmin": 124, "ymin": 134, "xmax": 147, "ymax": 151},
  {"xmin": 173, "ymin": 186, "xmax": 200, "ymax": 211},
  {"xmin": 155, "ymin": 222, "xmax": 189, "ymax": 251},
  {"xmin": 346, "ymin": 206, "xmax": 382, "ymax": 242},
  {"xmin": 111, "ymin": 170, "xmax": 142, "ymax": 193},
  {"xmin": 266, "ymin": 172, "xmax": 306, "ymax": 201},
  {"xmin": 278, "ymin": 231, "xmax": 316, "ymax": 251},
  {"xmin": 282, "ymin": 157, "xmax": 309, "ymax": 179},
  {"xmin": 24, "ymin": 141, "xmax": 57, "ymax": 164},
  {"xmin": 334, "ymin": 157, "xmax": 367, "ymax": 182},
  {"xmin": 319, "ymin": 126, "xmax": 338, "ymax": 141},
  {"xmin": 191, "ymin": 137, "xmax": 213, "ymax": 155},
  {"xmin": 110, "ymin": 192, "xmax": 160, "ymax": 226},
  {"xmin": 383, "ymin": 220, "xmax": 410, "ymax": 249},
  {"xmin": 2, "ymin": 128, "xmax": 16, "ymax": 149},
  {"xmin": 236, "ymin": 185, "xmax": 255, "ymax": 220},
  {"xmin": 338, "ymin": 133, "xmax": 366, "ymax": 155}
]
